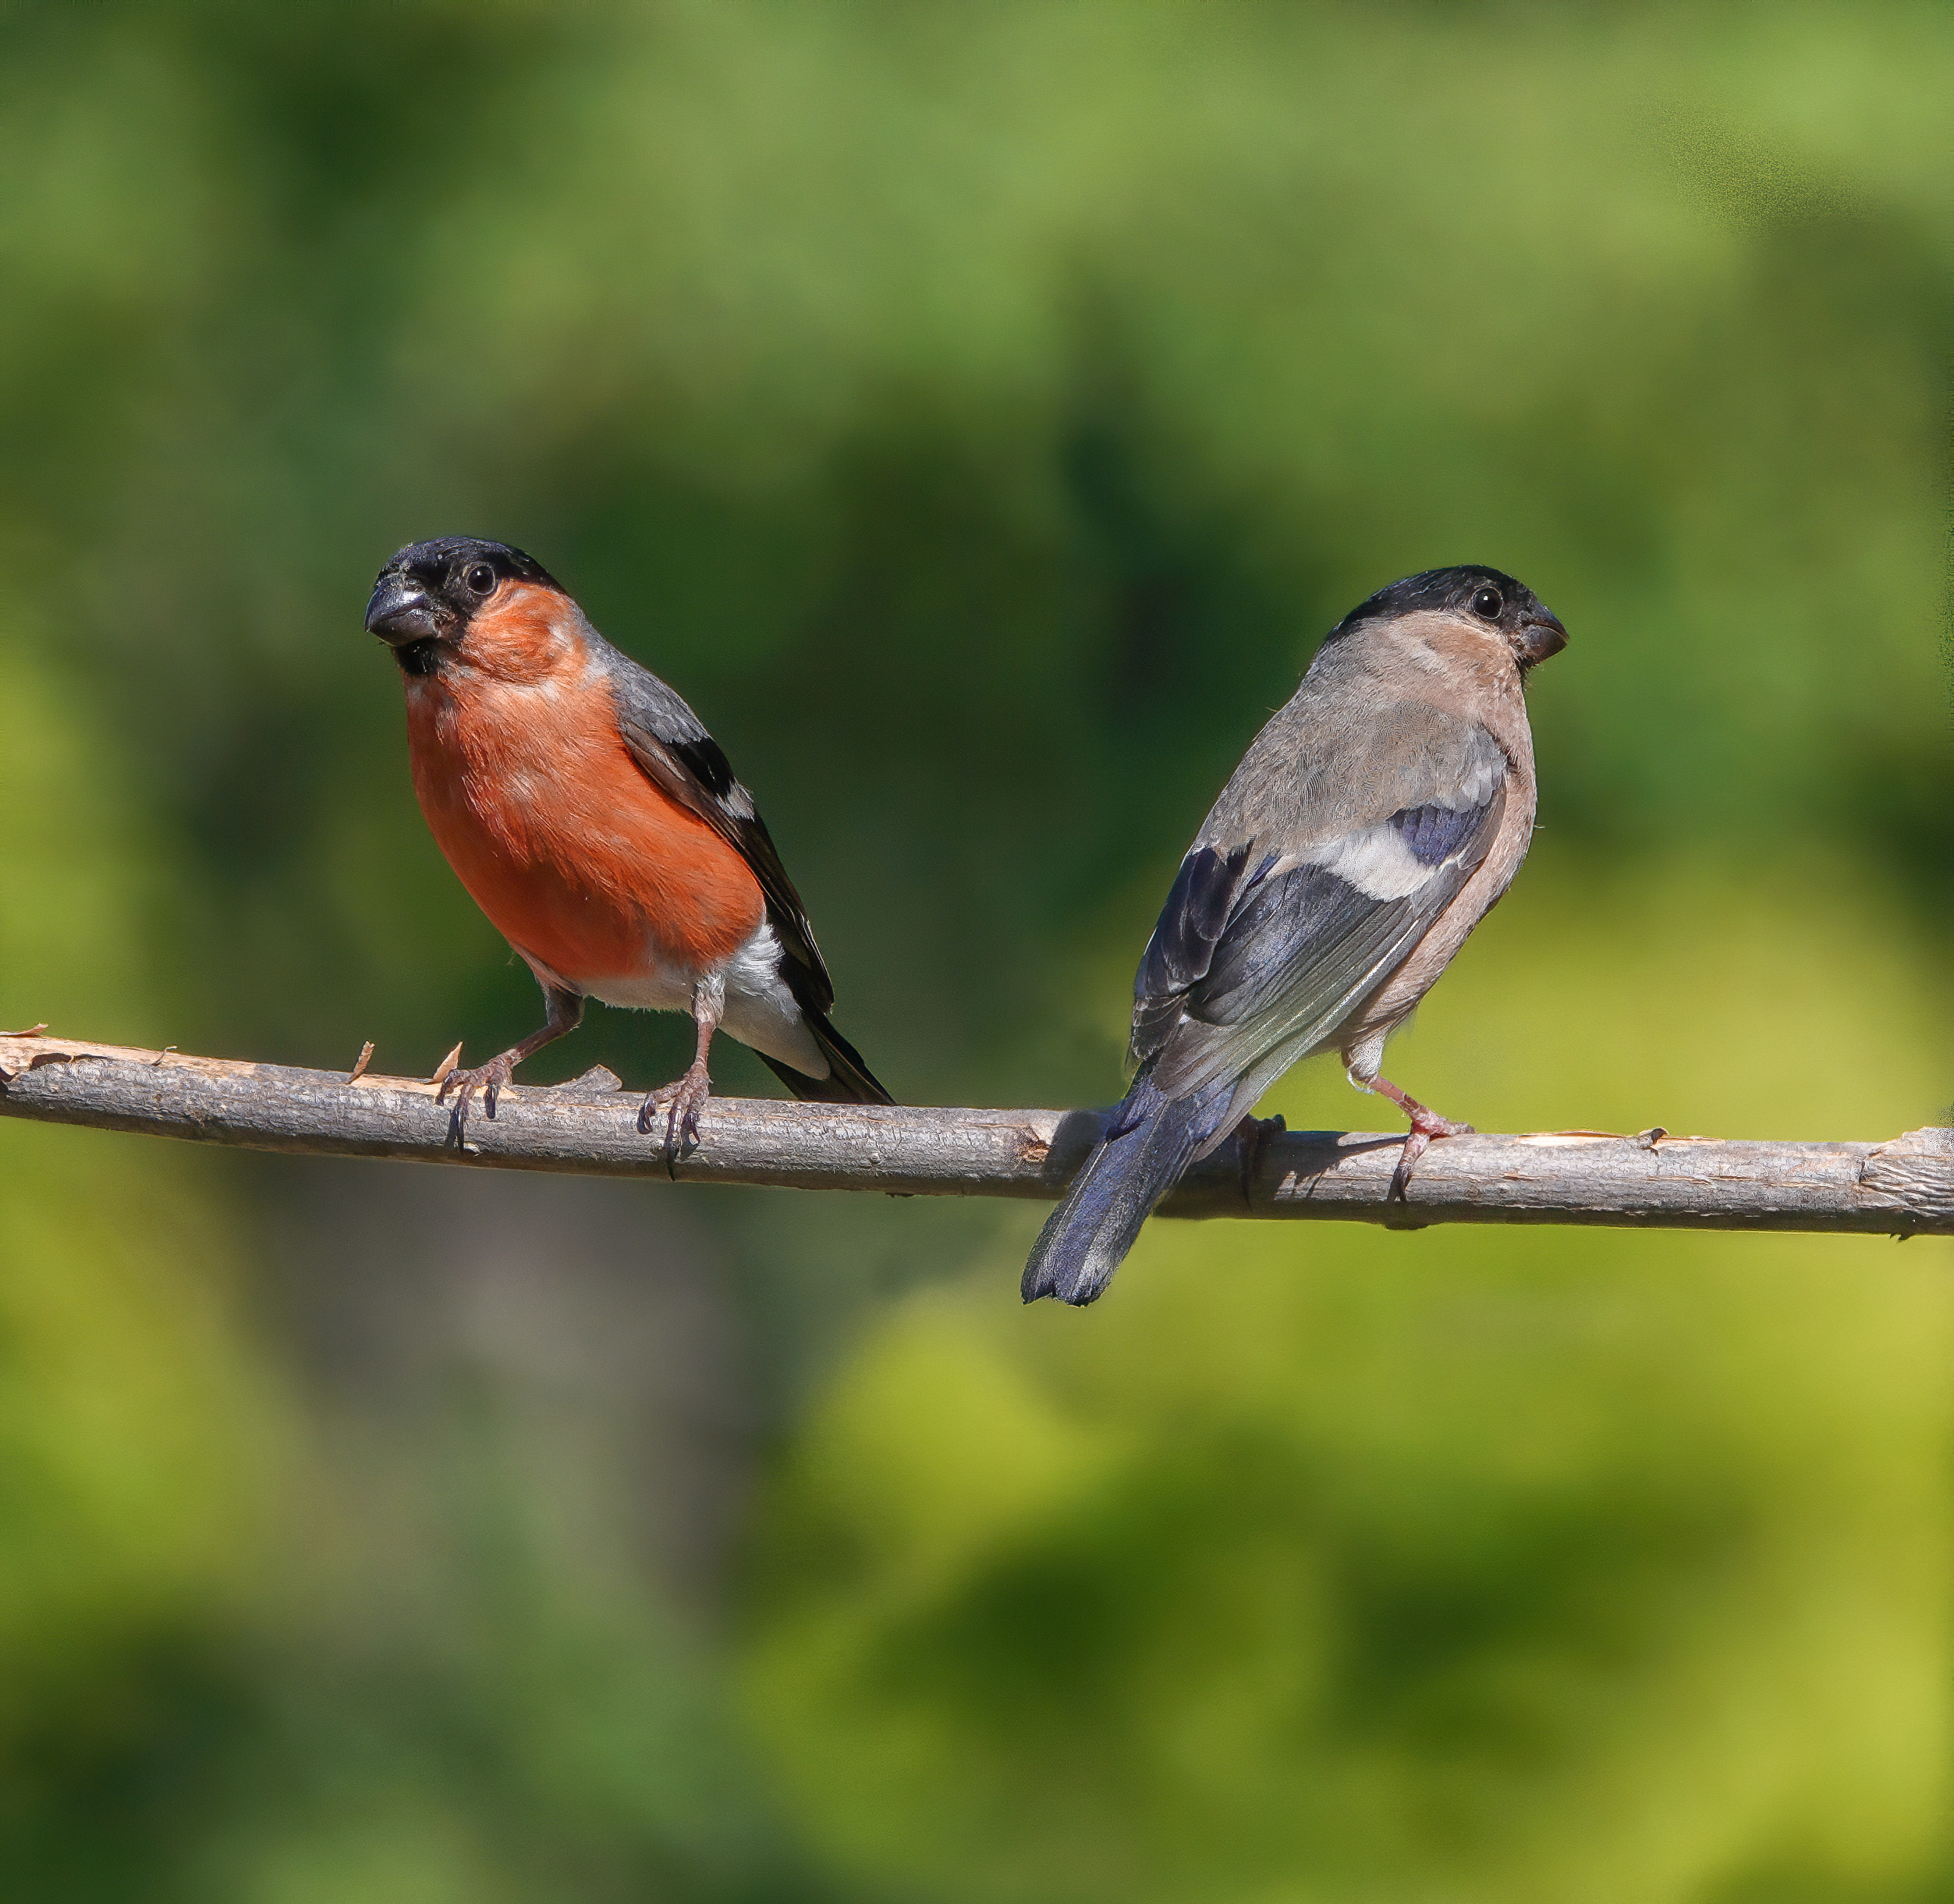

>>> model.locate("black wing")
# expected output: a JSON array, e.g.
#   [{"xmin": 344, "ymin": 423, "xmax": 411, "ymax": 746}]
[
  {"xmin": 608, "ymin": 659, "xmax": 835, "ymax": 1012},
  {"xmin": 603, "ymin": 644, "xmax": 891, "ymax": 1104},
  {"xmin": 1131, "ymin": 781, "xmax": 1507, "ymax": 1101}
]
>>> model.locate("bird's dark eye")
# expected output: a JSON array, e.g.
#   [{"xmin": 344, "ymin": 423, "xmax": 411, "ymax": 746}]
[
  {"xmin": 1470, "ymin": 586, "xmax": 1504, "ymax": 620},
  {"xmin": 464, "ymin": 563, "xmax": 495, "ymax": 595}
]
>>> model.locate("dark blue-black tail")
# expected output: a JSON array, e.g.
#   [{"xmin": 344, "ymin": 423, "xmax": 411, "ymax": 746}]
[{"xmin": 1021, "ymin": 1075, "xmax": 1229, "ymax": 1307}]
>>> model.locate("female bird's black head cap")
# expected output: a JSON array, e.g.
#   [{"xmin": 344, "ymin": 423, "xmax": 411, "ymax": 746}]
[
  {"xmin": 1334, "ymin": 565, "xmax": 1528, "ymax": 632},
  {"xmin": 1329, "ymin": 565, "xmax": 1566, "ymax": 666}
]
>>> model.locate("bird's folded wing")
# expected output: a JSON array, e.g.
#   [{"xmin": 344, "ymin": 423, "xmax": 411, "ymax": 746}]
[
  {"xmin": 1134, "ymin": 722, "xmax": 1509, "ymax": 1099},
  {"xmin": 608, "ymin": 660, "xmax": 835, "ymax": 1009}
]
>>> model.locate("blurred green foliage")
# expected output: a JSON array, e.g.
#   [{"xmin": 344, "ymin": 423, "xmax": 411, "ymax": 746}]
[
  {"xmin": 748, "ymin": 865, "xmax": 1954, "ymax": 1902},
  {"xmin": 0, "ymin": 2, "xmax": 1948, "ymax": 1899}
]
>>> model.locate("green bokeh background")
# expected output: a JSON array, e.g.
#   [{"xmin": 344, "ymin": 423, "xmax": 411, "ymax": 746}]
[{"xmin": 0, "ymin": 4, "xmax": 1949, "ymax": 1899}]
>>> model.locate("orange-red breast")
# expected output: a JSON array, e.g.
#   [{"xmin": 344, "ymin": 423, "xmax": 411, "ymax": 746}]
[{"xmin": 364, "ymin": 536, "xmax": 891, "ymax": 1153}]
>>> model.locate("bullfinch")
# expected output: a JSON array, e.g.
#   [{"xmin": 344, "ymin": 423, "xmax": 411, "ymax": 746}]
[
  {"xmin": 365, "ymin": 537, "xmax": 891, "ymax": 1154},
  {"xmin": 1023, "ymin": 566, "xmax": 1567, "ymax": 1307}
]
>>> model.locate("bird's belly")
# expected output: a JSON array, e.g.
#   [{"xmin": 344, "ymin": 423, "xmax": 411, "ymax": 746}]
[
  {"xmin": 585, "ymin": 966, "xmax": 702, "ymax": 1014},
  {"xmin": 588, "ymin": 919, "xmax": 827, "ymax": 1076},
  {"xmin": 406, "ymin": 677, "xmax": 764, "ymax": 992}
]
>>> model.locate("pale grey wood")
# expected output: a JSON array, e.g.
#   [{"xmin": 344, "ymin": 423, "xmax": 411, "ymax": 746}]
[{"xmin": 2, "ymin": 1034, "xmax": 1949, "ymax": 1237}]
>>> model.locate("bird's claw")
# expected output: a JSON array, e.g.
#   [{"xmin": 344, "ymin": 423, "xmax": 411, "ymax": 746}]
[
  {"xmin": 638, "ymin": 1063, "xmax": 711, "ymax": 1175},
  {"xmin": 436, "ymin": 1055, "xmax": 516, "ymax": 1142},
  {"xmin": 1388, "ymin": 1112, "xmax": 1473, "ymax": 1202}
]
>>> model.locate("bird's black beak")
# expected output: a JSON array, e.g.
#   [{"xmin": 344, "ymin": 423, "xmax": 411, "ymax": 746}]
[
  {"xmin": 1516, "ymin": 611, "xmax": 1568, "ymax": 667},
  {"xmin": 365, "ymin": 571, "xmax": 448, "ymax": 647}
]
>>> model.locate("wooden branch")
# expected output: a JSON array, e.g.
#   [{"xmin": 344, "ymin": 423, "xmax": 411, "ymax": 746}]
[{"xmin": 2, "ymin": 1032, "xmax": 1949, "ymax": 1237}]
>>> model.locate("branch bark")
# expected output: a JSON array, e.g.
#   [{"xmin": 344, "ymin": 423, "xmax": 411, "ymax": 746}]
[{"xmin": 2, "ymin": 1032, "xmax": 1949, "ymax": 1236}]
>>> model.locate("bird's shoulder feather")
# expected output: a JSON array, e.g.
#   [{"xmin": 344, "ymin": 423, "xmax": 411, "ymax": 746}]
[
  {"xmin": 600, "ymin": 643, "xmax": 835, "ymax": 1010},
  {"xmin": 1202, "ymin": 654, "xmax": 1509, "ymax": 853}
]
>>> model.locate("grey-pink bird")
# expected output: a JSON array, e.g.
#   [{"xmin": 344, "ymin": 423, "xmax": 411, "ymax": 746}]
[{"xmin": 1023, "ymin": 566, "xmax": 1567, "ymax": 1307}]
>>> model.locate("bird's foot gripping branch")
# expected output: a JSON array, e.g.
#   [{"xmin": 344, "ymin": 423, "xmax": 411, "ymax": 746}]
[{"xmin": 2, "ymin": 1033, "xmax": 1949, "ymax": 1239}]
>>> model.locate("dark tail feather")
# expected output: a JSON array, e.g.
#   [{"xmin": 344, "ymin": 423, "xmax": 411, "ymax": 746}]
[
  {"xmin": 758, "ymin": 1009, "xmax": 894, "ymax": 1105},
  {"xmin": 1022, "ymin": 1077, "xmax": 1225, "ymax": 1307}
]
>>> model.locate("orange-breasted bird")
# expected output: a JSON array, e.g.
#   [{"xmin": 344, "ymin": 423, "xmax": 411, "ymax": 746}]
[{"xmin": 365, "ymin": 536, "xmax": 892, "ymax": 1153}]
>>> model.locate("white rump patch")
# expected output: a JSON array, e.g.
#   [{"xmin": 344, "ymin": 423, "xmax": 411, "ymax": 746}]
[{"xmin": 718, "ymin": 922, "xmax": 828, "ymax": 1077}]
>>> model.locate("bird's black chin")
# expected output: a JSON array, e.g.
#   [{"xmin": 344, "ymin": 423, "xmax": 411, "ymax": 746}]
[{"xmin": 392, "ymin": 636, "xmax": 446, "ymax": 678}]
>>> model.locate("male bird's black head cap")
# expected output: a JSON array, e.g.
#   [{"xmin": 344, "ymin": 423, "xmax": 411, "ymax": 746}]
[
  {"xmin": 1330, "ymin": 564, "xmax": 1567, "ymax": 668},
  {"xmin": 365, "ymin": 537, "xmax": 562, "ymax": 673}
]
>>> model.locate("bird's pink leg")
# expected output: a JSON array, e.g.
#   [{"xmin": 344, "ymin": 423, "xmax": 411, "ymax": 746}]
[
  {"xmin": 1360, "ymin": 1073, "xmax": 1473, "ymax": 1200},
  {"xmin": 437, "ymin": 986, "xmax": 584, "ymax": 1140},
  {"xmin": 640, "ymin": 974, "xmax": 724, "ymax": 1172}
]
